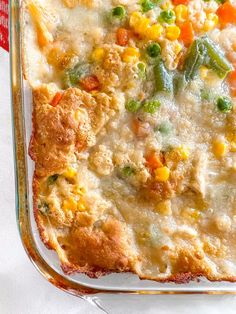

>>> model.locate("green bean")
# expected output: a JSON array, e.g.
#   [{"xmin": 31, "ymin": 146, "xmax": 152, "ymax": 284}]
[
  {"xmin": 202, "ymin": 36, "xmax": 233, "ymax": 79},
  {"xmin": 173, "ymin": 73, "xmax": 185, "ymax": 95},
  {"xmin": 183, "ymin": 39, "xmax": 206, "ymax": 82},
  {"xmin": 154, "ymin": 58, "xmax": 173, "ymax": 93}
]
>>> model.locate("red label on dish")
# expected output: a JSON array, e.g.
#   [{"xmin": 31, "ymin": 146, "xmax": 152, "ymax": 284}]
[{"xmin": 0, "ymin": 0, "xmax": 9, "ymax": 52}]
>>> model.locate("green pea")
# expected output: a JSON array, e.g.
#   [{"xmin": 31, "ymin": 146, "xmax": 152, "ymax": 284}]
[
  {"xmin": 63, "ymin": 63, "xmax": 90, "ymax": 88},
  {"xmin": 216, "ymin": 96, "xmax": 233, "ymax": 113},
  {"xmin": 155, "ymin": 121, "xmax": 173, "ymax": 135},
  {"xmin": 140, "ymin": 0, "xmax": 155, "ymax": 13},
  {"xmin": 146, "ymin": 43, "xmax": 161, "ymax": 58},
  {"xmin": 159, "ymin": 9, "xmax": 176, "ymax": 24},
  {"xmin": 112, "ymin": 6, "xmax": 126, "ymax": 19},
  {"xmin": 137, "ymin": 62, "xmax": 147, "ymax": 79},
  {"xmin": 125, "ymin": 100, "xmax": 142, "ymax": 112},
  {"xmin": 121, "ymin": 166, "xmax": 136, "ymax": 177},
  {"xmin": 143, "ymin": 100, "xmax": 161, "ymax": 114}
]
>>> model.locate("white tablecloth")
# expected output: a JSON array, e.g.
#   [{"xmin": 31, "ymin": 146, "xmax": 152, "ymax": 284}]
[{"xmin": 1, "ymin": 47, "xmax": 236, "ymax": 314}]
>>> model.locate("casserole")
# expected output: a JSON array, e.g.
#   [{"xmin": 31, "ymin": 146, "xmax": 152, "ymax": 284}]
[{"xmin": 11, "ymin": 0, "xmax": 236, "ymax": 295}]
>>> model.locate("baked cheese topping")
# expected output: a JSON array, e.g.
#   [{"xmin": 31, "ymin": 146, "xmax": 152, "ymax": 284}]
[{"xmin": 24, "ymin": 0, "xmax": 236, "ymax": 281}]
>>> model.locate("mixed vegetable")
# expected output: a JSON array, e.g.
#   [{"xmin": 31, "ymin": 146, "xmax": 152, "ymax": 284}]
[
  {"xmin": 54, "ymin": 1, "xmax": 235, "ymax": 109},
  {"xmin": 29, "ymin": 0, "xmax": 236, "ymax": 190},
  {"xmin": 29, "ymin": 0, "xmax": 236, "ymax": 102}
]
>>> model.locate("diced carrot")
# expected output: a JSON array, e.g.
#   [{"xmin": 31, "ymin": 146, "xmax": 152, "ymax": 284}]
[
  {"xmin": 172, "ymin": 0, "xmax": 190, "ymax": 5},
  {"xmin": 228, "ymin": 69, "xmax": 236, "ymax": 83},
  {"xmin": 79, "ymin": 75, "xmax": 100, "ymax": 92},
  {"xmin": 228, "ymin": 66, "xmax": 236, "ymax": 95},
  {"xmin": 217, "ymin": 2, "xmax": 236, "ymax": 27},
  {"xmin": 145, "ymin": 152, "xmax": 163, "ymax": 170},
  {"xmin": 50, "ymin": 91, "xmax": 63, "ymax": 107},
  {"xmin": 179, "ymin": 21, "xmax": 194, "ymax": 47},
  {"xmin": 116, "ymin": 28, "xmax": 129, "ymax": 46},
  {"xmin": 132, "ymin": 119, "xmax": 150, "ymax": 138}
]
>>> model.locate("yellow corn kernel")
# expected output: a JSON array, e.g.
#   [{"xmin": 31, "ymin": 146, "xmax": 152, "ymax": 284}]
[
  {"xmin": 166, "ymin": 25, "xmax": 181, "ymax": 41},
  {"xmin": 122, "ymin": 47, "xmax": 140, "ymax": 63},
  {"xmin": 77, "ymin": 201, "xmax": 86, "ymax": 211},
  {"xmin": 63, "ymin": 167, "xmax": 77, "ymax": 179},
  {"xmin": 204, "ymin": 13, "xmax": 219, "ymax": 32},
  {"xmin": 199, "ymin": 66, "xmax": 209, "ymax": 80},
  {"xmin": 130, "ymin": 12, "xmax": 151, "ymax": 37},
  {"xmin": 74, "ymin": 107, "xmax": 88, "ymax": 122},
  {"xmin": 135, "ymin": 17, "xmax": 150, "ymax": 35},
  {"xmin": 145, "ymin": 24, "xmax": 163, "ymax": 40},
  {"xmin": 229, "ymin": 142, "xmax": 236, "ymax": 152},
  {"xmin": 155, "ymin": 200, "xmax": 172, "ymax": 215},
  {"xmin": 167, "ymin": 145, "xmax": 189, "ymax": 162},
  {"xmin": 91, "ymin": 47, "xmax": 105, "ymax": 62},
  {"xmin": 161, "ymin": 0, "xmax": 174, "ymax": 10},
  {"xmin": 175, "ymin": 5, "xmax": 189, "ymax": 23},
  {"xmin": 176, "ymin": 145, "xmax": 190, "ymax": 161},
  {"xmin": 154, "ymin": 166, "xmax": 170, "ymax": 182},
  {"xmin": 62, "ymin": 198, "xmax": 77, "ymax": 211},
  {"xmin": 73, "ymin": 186, "xmax": 86, "ymax": 196},
  {"xmin": 129, "ymin": 11, "xmax": 142, "ymax": 28},
  {"xmin": 213, "ymin": 140, "xmax": 228, "ymax": 158}
]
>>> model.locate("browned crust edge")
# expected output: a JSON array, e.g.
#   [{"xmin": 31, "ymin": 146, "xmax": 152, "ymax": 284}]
[
  {"xmin": 32, "ymin": 172, "xmax": 112, "ymax": 279},
  {"xmin": 31, "ymin": 173, "xmax": 236, "ymax": 284}
]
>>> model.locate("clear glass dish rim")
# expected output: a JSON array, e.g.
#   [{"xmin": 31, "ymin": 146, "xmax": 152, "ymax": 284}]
[{"xmin": 9, "ymin": 0, "xmax": 236, "ymax": 296}]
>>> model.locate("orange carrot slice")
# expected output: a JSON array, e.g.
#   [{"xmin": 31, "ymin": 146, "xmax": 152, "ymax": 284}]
[
  {"xmin": 116, "ymin": 28, "xmax": 129, "ymax": 46},
  {"xmin": 179, "ymin": 21, "xmax": 194, "ymax": 47},
  {"xmin": 50, "ymin": 91, "xmax": 63, "ymax": 107},
  {"xmin": 80, "ymin": 75, "xmax": 100, "ymax": 92},
  {"xmin": 217, "ymin": 2, "xmax": 236, "ymax": 27}
]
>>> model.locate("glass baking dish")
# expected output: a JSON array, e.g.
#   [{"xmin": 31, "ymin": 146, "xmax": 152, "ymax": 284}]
[{"xmin": 10, "ymin": 0, "xmax": 236, "ymax": 297}]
